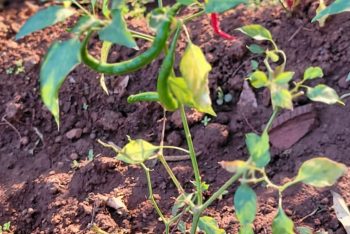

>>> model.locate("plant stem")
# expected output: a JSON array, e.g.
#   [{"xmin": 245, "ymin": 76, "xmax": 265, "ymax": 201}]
[
  {"xmin": 158, "ymin": 154, "xmax": 185, "ymax": 194},
  {"xmin": 72, "ymin": 0, "xmax": 92, "ymax": 16},
  {"xmin": 158, "ymin": 0, "xmax": 163, "ymax": 8},
  {"xmin": 190, "ymin": 171, "xmax": 245, "ymax": 234},
  {"xmin": 183, "ymin": 10, "xmax": 205, "ymax": 23},
  {"xmin": 160, "ymin": 146, "xmax": 190, "ymax": 153},
  {"xmin": 141, "ymin": 163, "xmax": 167, "ymax": 223},
  {"xmin": 263, "ymin": 108, "xmax": 279, "ymax": 134},
  {"xmin": 180, "ymin": 105, "xmax": 203, "ymax": 205},
  {"xmin": 157, "ymin": 110, "xmax": 185, "ymax": 194},
  {"xmin": 129, "ymin": 30, "xmax": 155, "ymax": 42}
]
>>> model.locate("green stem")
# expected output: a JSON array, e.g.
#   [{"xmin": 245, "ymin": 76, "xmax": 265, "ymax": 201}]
[
  {"xmin": 341, "ymin": 93, "xmax": 350, "ymax": 100},
  {"xmin": 159, "ymin": 146, "xmax": 190, "ymax": 153},
  {"xmin": 158, "ymin": 0, "xmax": 163, "ymax": 8},
  {"xmin": 72, "ymin": 0, "xmax": 92, "ymax": 16},
  {"xmin": 180, "ymin": 105, "xmax": 203, "ymax": 205},
  {"xmin": 182, "ymin": 10, "xmax": 205, "ymax": 23},
  {"xmin": 141, "ymin": 163, "xmax": 167, "ymax": 223},
  {"xmin": 263, "ymin": 108, "xmax": 279, "ymax": 134},
  {"xmin": 158, "ymin": 154, "xmax": 185, "ymax": 194},
  {"xmin": 130, "ymin": 29, "xmax": 155, "ymax": 42},
  {"xmin": 190, "ymin": 171, "xmax": 245, "ymax": 234}
]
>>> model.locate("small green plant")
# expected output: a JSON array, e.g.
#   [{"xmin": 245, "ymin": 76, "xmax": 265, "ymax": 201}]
[
  {"xmin": 216, "ymin": 87, "xmax": 233, "ymax": 106},
  {"xmin": 87, "ymin": 148, "xmax": 94, "ymax": 161},
  {"xmin": 201, "ymin": 116, "xmax": 211, "ymax": 126},
  {"xmin": 71, "ymin": 160, "xmax": 80, "ymax": 170},
  {"xmin": 0, "ymin": 221, "xmax": 11, "ymax": 234},
  {"xmin": 15, "ymin": 0, "xmax": 347, "ymax": 233}
]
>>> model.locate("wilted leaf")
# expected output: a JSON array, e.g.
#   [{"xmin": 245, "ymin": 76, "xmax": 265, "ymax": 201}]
[
  {"xmin": 236, "ymin": 24, "xmax": 272, "ymax": 41},
  {"xmin": 180, "ymin": 43, "xmax": 215, "ymax": 116},
  {"xmin": 16, "ymin": 6, "xmax": 76, "ymax": 39},
  {"xmin": 307, "ymin": 84, "xmax": 343, "ymax": 105},
  {"xmin": 218, "ymin": 160, "xmax": 247, "ymax": 173},
  {"xmin": 117, "ymin": 139, "xmax": 158, "ymax": 164},
  {"xmin": 40, "ymin": 38, "xmax": 81, "ymax": 127},
  {"xmin": 248, "ymin": 71, "xmax": 268, "ymax": 88},
  {"xmin": 271, "ymin": 87, "xmax": 293, "ymax": 110},
  {"xmin": 234, "ymin": 184, "xmax": 257, "ymax": 225},
  {"xmin": 296, "ymin": 157, "xmax": 347, "ymax": 187},
  {"xmin": 198, "ymin": 216, "xmax": 226, "ymax": 234},
  {"xmin": 100, "ymin": 41, "xmax": 112, "ymax": 95},
  {"xmin": 331, "ymin": 191, "xmax": 350, "ymax": 233}
]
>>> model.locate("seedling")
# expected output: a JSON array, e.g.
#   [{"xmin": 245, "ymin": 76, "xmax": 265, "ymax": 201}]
[
  {"xmin": 216, "ymin": 87, "xmax": 233, "ymax": 106},
  {"xmin": 16, "ymin": 0, "xmax": 347, "ymax": 233},
  {"xmin": 201, "ymin": 116, "xmax": 211, "ymax": 127},
  {"xmin": 0, "ymin": 221, "xmax": 11, "ymax": 234},
  {"xmin": 71, "ymin": 160, "xmax": 80, "ymax": 170},
  {"xmin": 87, "ymin": 149, "xmax": 94, "ymax": 161}
]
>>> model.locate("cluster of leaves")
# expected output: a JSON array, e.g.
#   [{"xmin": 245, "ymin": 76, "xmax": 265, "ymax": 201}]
[{"xmin": 14, "ymin": 0, "xmax": 349, "ymax": 233}]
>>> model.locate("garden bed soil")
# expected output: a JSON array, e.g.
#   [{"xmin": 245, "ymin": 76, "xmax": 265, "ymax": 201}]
[{"xmin": 1, "ymin": 1, "xmax": 350, "ymax": 233}]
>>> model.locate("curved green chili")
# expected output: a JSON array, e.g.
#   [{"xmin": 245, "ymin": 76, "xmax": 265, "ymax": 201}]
[
  {"xmin": 156, "ymin": 23, "xmax": 181, "ymax": 111},
  {"xmin": 127, "ymin": 92, "xmax": 159, "ymax": 104},
  {"xmin": 81, "ymin": 3, "xmax": 182, "ymax": 75}
]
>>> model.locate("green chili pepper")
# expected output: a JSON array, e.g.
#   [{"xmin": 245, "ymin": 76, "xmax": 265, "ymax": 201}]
[
  {"xmin": 156, "ymin": 23, "xmax": 181, "ymax": 111},
  {"xmin": 81, "ymin": 3, "xmax": 182, "ymax": 75},
  {"xmin": 127, "ymin": 92, "xmax": 159, "ymax": 104}
]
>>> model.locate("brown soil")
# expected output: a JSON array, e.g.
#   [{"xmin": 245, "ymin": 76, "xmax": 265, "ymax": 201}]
[{"xmin": 1, "ymin": 1, "xmax": 350, "ymax": 233}]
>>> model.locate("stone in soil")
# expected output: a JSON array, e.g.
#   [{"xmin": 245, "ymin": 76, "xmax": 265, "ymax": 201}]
[
  {"xmin": 237, "ymin": 81, "xmax": 258, "ymax": 115},
  {"xmin": 65, "ymin": 128, "xmax": 83, "ymax": 140},
  {"xmin": 269, "ymin": 104, "xmax": 317, "ymax": 150}
]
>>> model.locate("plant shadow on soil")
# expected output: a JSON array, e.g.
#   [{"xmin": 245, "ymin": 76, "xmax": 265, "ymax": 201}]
[{"xmin": 1, "ymin": 0, "xmax": 350, "ymax": 233}]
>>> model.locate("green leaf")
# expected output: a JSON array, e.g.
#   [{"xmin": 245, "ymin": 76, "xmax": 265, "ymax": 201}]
[
  {"xmin": 236, "ymin": 24, "xmax": 272, "ymax": 41},
  {"xmin": 295, "ymin": 157, "xmax": 347, "ymax": 187},
  {"xmin": 234, "ymin": 184, "xmax": 257, "ymax": 225},
  {"xmin": 312, "ymin": 0, "xmax": 350, "ymax": 22},
  {"xmin": 248, "ymin": 70, "xmax": 268, "ymax": 88},
  {"xmin": 251, "ymin": 60, "xmax": 259, "ymax": 70},
  {"xmin": 99, "ymin": 9, "xmax": 138, "ymax": 49},
  {"xmin": 306, "ymin": 84, "xmax": 343, "ymax": 105},
  {"xmin": 169, "ymin": 77, "xmax": 196, "ymax": 107},
  {"xmin": 296, "ymin": 226, "xmax": 313, "ymax": 234},
  {"xmin": 100, "ymin": 41, "xmax": 112, "ymax": 95},
  {"xmin": 271, "ymin": 88, "xmax": 293, "ymax": 110},
  {"xmin": 239, "ymin": 225, "xmax": 254, "ymax": 234},
  {"xmin": 247, "ymin": 44, "xmax": 265, "ymax": 54},
  {"xmin": 3, "ymin": 221, "xmax": 10, "ymax": 231},
  {"xmin": 16, "ymin": 6, "xmax": 76, "ymax": 40},
  {"xmin": 272, "ymin": 208, "xmax": 294, "ymax": 234},
  {"xmin": 205, "ymin": 0, "xmax": 247, "ymax": 13},
  {"xmin": 180, "ymin": 43, "xmax": 216, "ymax": 116},
  {"xmin": 40, "ymin": 38, "xmax": 81, "ymax": 127},
  {"xmin": 198, "ymin": 216, "xmax": 226, "ymax": 234},
  {"xmin": 275, "ymin": 71, "xmax": 294, "ymax": 85},
  {"xmin": 303, "ymin": 67, "xmax": 324, "ymax": 81},
  {"xmin": 117, "ymin": 138, "xmax": 158, "ymax": 164},
  {"xmin": 177, "ymin": 0, "xmax": 197, "ymax": 5},
  {"xmin": 346, "ymin": 72, "xmax": 350, "ymax": 82},
  {"xmin": 266, "ymin": 50, "xmax": 279, "ymax": 62},
  {"xmin": 245, "ymin": 132, "xmax": 270, "ymax": 168},
  {"xmin": 70, "ymin": 15, "xmax": 102, "ymax": 35}
]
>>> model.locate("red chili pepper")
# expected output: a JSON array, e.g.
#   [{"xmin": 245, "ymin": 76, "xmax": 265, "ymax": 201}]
[
  {"xmin": 210, "ymin": 13, "xmax": 236, "ymax": 41},
  {"xmin": 286, "ymin": 0, "xmax": 294, "ymax": 9}
]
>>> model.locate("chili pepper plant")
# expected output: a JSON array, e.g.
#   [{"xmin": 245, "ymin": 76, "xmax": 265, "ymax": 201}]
[{"xmin": 16, "ymin": 0, "xmax": 348, "ymax": 233}]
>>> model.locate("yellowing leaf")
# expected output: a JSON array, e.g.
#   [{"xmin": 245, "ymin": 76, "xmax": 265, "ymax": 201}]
[
  {"xmin": 198, "ymin": 216, "xmax": 226, "ymax": 234},
  {"xmin": 236, "ymin": 24, "xmax": 272, "ymax": 41},
  {"xmin": 307, "ymin": 84, "xmax": 344, "ymax": 105},
  {"xmin": 180, "ymin": 43, "xmax": 215, "ymax": 116},
  {"xmin": 316, "ymin": 0, "xmax": 328, "ymax": 27},
  {"xmin": 331, "ymin": 191, "xmax": 350, "ymax": 233},
  {"xmin": 117, "ymin": 139, "xmax": 158, "ymax": 164},
  {"xmin": 218, "ymin": 160, "xmax": 247, "ymax": 173},
  {"xmin": 296, "ymin": 157, "xmax": 347, "ymax": 187},
  {"xmin": 248, "ymin": 71, "xmax": 268, "ymax": 88}
]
